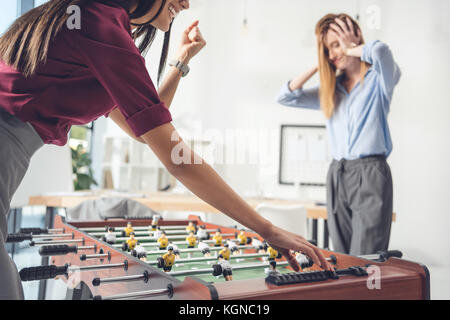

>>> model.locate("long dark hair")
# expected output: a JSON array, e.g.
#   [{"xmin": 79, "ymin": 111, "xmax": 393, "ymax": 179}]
[{"xmin": 0, "ymin": 0, "xmax": 171, "ymax": 84}]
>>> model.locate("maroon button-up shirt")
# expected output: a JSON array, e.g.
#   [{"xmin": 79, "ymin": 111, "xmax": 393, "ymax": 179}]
[{"xmin": 0, "ymin": 1, "xmax": 171, "ymax": 146}]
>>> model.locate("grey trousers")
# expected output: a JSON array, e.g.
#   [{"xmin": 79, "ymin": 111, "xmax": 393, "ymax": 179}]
[
  {"xmin": 0, "ymin": 109, "xmax": 43, "ymax": 299},
  {"xmin": 326, "ymin": 155, "xmax": 393, "ymax": 256}
]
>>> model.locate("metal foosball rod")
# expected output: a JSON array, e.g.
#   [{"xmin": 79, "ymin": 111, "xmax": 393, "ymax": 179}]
[
  {"xmin": 112, "ymin": 233, "xmax": 236, "ymax": 243},
  {"xmin": 19, "ymin": 260, "xmax": 129, "ymax": 282},
  {"xmin": 30, "ymin": 238, "xmax": 85, "ymax": 246},
  {"xmin": 169, "ymin": 261, "xmax": 290, "ymax": 277},
  {"xmin": 80, "ymin": 250, "xmax": 111, "ymax": 262},
  {"xmin": 93, "ymin": 284, "xmax": 174, "ymax": 300},
  {"xmin": 88, "ymin": 228, "xmax": 219, "ymax": 237},
  {"xmin": 79, "ymin": 225, "xmax": 192, "ymax": 233},
  {"xmin": 144, "ymin": 245, "xmax": 254, "ymax": 255},
  {"xmin": 111, "ymin": 238, "xmax": 241, "ymax": 249},
  {"xmin": 38, "ymin": 244, "xmax": 97, "ymax": 256},
  {"xmin": 147, "ymin": 252, "xmax": 270, "ymax": 265},
  {"xmin": 6, "ymin": 232, "xmax": 74, "ymax": 243},
  {"xmin": 92, "ymin": 270, "xmax": 149, "ymax": 287}
]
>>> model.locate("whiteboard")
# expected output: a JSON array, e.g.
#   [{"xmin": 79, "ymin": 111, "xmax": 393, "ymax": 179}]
[{"xmin": 279, "ymin": 125, "xmax": 331, "ymax": 186}]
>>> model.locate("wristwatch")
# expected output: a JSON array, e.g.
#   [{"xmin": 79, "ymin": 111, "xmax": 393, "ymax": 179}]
[{"xmin": 169, "ymin": 59, "xmax": 190, "ymax": 77}]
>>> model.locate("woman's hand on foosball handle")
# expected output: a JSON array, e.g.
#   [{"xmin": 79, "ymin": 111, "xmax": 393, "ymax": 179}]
[{"xmin": 263, "ymin": 224, "xmax": 334, "ymax": 271}]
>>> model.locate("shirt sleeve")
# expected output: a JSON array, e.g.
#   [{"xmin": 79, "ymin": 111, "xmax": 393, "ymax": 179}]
[
  {"xmin": 276, "ymin": 81, "xmax": 321, "ymax": 110},
  {"xmin": 69, "ymin": 4, "xmax": 172, "ymax": 137},
  {"xmin": 361, "ymin": 40, "xmax": 402, "ymax": 98}
]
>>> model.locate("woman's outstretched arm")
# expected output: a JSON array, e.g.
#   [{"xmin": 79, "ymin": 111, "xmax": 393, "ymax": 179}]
[{"xmin": 141, "ymin": 122, "xmax": 334, "ymax": 271}]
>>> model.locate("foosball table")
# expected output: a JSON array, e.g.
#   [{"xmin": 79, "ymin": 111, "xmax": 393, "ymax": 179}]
[{"xmin": 12, "ymin": 214, "xmax": 430, "ymax": 300}]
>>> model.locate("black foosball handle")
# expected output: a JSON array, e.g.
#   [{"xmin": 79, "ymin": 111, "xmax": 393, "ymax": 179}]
[
  {"xmin": 378, "ymin": 250, "xmax": 403, "ymax": 261},
  {"xmin": 6, "ymin": 233, "xmax": 32, "ymax": 243},
  {"xmin": 39, "ymin": 245, "xmax": 78, "ymax": 256},
  {"xmin": 19, "ymin": 227, "xmax": 48, "ymax": 235},
  {"xmin": 19, "ymin": 264, "xmax": 69, "ymax": 281}
]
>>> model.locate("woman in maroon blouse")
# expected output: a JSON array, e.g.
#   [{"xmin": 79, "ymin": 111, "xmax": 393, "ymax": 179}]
[{"xmin": 0, "ymin": 0, "xmax": 332, "ymax": 299}]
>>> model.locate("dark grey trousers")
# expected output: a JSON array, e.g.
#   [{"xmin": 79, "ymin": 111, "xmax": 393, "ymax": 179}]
[
  {"xmin": 0, "ymin": 109, "xmax": 43, "ymax": 299},
  {"xmin": 326, "ymin": 155, "xmax": 393, "ymax": 256}
]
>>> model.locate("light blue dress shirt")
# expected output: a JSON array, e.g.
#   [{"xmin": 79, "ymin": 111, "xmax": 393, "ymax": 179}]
[{"xmin": 277, "ymin": 40, "xmax": 401, "ymax": 160}]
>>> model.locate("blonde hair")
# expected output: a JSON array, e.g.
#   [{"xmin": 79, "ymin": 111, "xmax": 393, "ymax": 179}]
[{"xmin": 315, "ymin": 13, "xmax": 370, "ymax": 119}]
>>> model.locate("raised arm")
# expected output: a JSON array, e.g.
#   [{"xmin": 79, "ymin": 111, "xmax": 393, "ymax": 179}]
[
  {"xmin": 360, "ymin": 40, "xmax": 402, "ymax": 98},
  {"xmin": 277, "ymin": 66, "xmax": 321, "ymax": 110},
  {"xmin": 158, "ymin": 21, "xmax": 206, "ymax": 108},
  {"xmin": 141, "ymin": 123, "xmax": 333, "ymax": 271}
]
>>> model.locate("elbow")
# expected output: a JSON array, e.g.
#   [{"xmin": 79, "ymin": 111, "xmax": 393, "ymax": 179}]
[{"xmin": 372, "ymin": 41, "xmax": 391, "ymax": 62}]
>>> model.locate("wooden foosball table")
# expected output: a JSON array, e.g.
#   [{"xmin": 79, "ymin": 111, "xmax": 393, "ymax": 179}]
[{"xmin": 14, "ymin": 214, "xmax": 430, "ymax": 300}]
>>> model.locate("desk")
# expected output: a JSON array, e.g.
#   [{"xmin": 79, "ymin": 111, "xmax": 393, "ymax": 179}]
[{"xmin": 29, "ymin": 191, "xmax": 396, "ymax": 249}]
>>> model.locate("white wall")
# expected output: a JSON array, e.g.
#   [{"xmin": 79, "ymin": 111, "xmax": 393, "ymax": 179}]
[{"xmin": 139, "ymin": 0, "xmax": 450, "ymax": 269}]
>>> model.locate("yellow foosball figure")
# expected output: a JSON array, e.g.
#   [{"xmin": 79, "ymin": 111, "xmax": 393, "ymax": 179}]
[
  {"xmin": 158, "ymin": 246, "xmax": 176, "ymax": 272},
  {"xmin": 212, "ymin": 231, "xmax": 223, "ymax": 247},
  {"xmin": 157, "ymin": 232, "xmax": 169, "ymax": 250},
  {"xmin": 186, "ymin": 232, "xmax": 197, "ymax": 248},
  {"xmin": 218, "ymin": 243, "xmax": 231, "ymax": 260},
  {"xmin": 186, "ymin": 221, "xmax": 196, "ymax": 233},
  {"xmin": 123, "ymin": 222, "xmax": 134, "ymax": 237},
  {"xmin": 125, "ymin": 232, "xmax": 138, "ymax": 251},
  {"xmin": 237, "ymin": 230, "xmax": 248, "ymax": 245},
  {"xmin": 267, "ymin": 246, "xmax": 282, "ymax": 261}
]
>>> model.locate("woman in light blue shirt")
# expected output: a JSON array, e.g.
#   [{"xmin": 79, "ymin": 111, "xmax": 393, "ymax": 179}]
[{"xmin": 277, "ymin": 14, "xmax": 401, "ymax": 255}]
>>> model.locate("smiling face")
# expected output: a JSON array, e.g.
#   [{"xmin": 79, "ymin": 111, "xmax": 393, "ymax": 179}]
[
  {"xmin": 131, "ymin": 0, "xmax": 190, "ymax": 32},
  {"xmin": 324, "ymin": 30, "xmax": 348, "ymax": 70}
]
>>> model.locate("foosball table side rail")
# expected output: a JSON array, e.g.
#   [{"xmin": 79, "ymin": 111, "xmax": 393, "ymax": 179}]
[{"xmin": 50, "ymin": 215, "xmax": 191, "ymax": 300}]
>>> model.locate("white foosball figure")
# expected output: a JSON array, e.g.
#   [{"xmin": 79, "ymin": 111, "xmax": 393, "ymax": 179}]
[
  {"xmin": 134, "ymin": 244, "xmax": 147, "ymax": 261},
  {"xmin": 227, "ymin": 240, "xmax": 240, "ymax": 255},
  {"xmin": 196, "ymin": 226, "xmax": 209, "ymax": 240},
  {"xmin": 104, "ymin": 227, "xmax": 116, "ymax": 244},
  {"xmin": 152, "ymin": 226, "xmax": 163, "ymax": 239},
  {"xmin": 198, "ymin": 241, "xmax": 211, "ymax": 257}
]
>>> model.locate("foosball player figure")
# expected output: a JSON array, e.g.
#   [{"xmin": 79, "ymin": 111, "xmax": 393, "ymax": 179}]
[
  {"xmin": 152, "ymin": 226, "xmax": 162, "ymax": 239},
  {"xmin": 213, "ymin": 254, "xmax": 233, "ymax": 281},
  {"xmin": 237, "ymin": 230, "xmax": 251, "ymax": 245},
  {"xmin": 157, "ymin": 232, "xmax": 169, "ymax": 250},
  {"xmin": 218, "ymin": 243, "xmax": 231, "ymax": 260},
  {"xmin": 212, "ymin": 231, "xmax": 223, "ymax": 247},
  {"xmin": 169, "ymin": 242, "xmax": 181, "ymax": 258},
  {"xmin": 186, "ymin": 221, "xmax": 197, "ymax": 233},
  {"xmin": 186, "ymin": 231, "xmax": 197, "ymax": 248},
  {"xmin": 267, "ymin": 245, "xmax": 282, "ymax": 261},
  {"xmin": 122, "ymin": 222, "xmax": 134, "ymax": 237},
  {"xmin": 227, "ymin": 240, "xmax": 240, "ymax": 255},
  {"xmin": 295, "ymin": 252, "xmax": 314, "ymax": 270},
  {"xmin": 198, "ymin": 241, "xmax": 211, "ymax": 257},
  {"xmin": 132, "ymin": 244, "xmax": 147, "ymax": 261},
  {"xmin": 150, "ymin": 215, "xmax": 161, "ymax": 231},
  {"xmin": 103, "ymin": 227, "xmax": 116, "ymax": 244},
  {"xmin": 157, "ymin": 246, "xmax": 175, "ymax": 272},
  {"xmin": 196, "ymin": 225, "xmax": 209, "ymax": 240},
  {"xmin": 252, "ymin": 237, "xmax": 265, "ymax": 253},
  {"xmin": 122, "ymin": 232, "xmax": 138, "ymax": 251},
  {"xmin": 265, "ymin": 260, "xmax": 281, "ymax": 277}
]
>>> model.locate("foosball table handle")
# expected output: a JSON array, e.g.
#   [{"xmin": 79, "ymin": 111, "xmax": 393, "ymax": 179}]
[
  {"xmin": 6, "ymin": 233, "xmax": 32, "ymax": 243},
  {"xmin": 379, "ymin": 250, "xmax": 403, "ymax": 261},
  {"xmin": 19, "ymin": 227, "xmax": 48, "ymax": 235},
  {"xmin": 19, "ymin": 264, "xmax": 69, "ymax": 281},
  {"xmin": 39, "ymin": 245, "xmax": 78, "ymax": 256}
]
